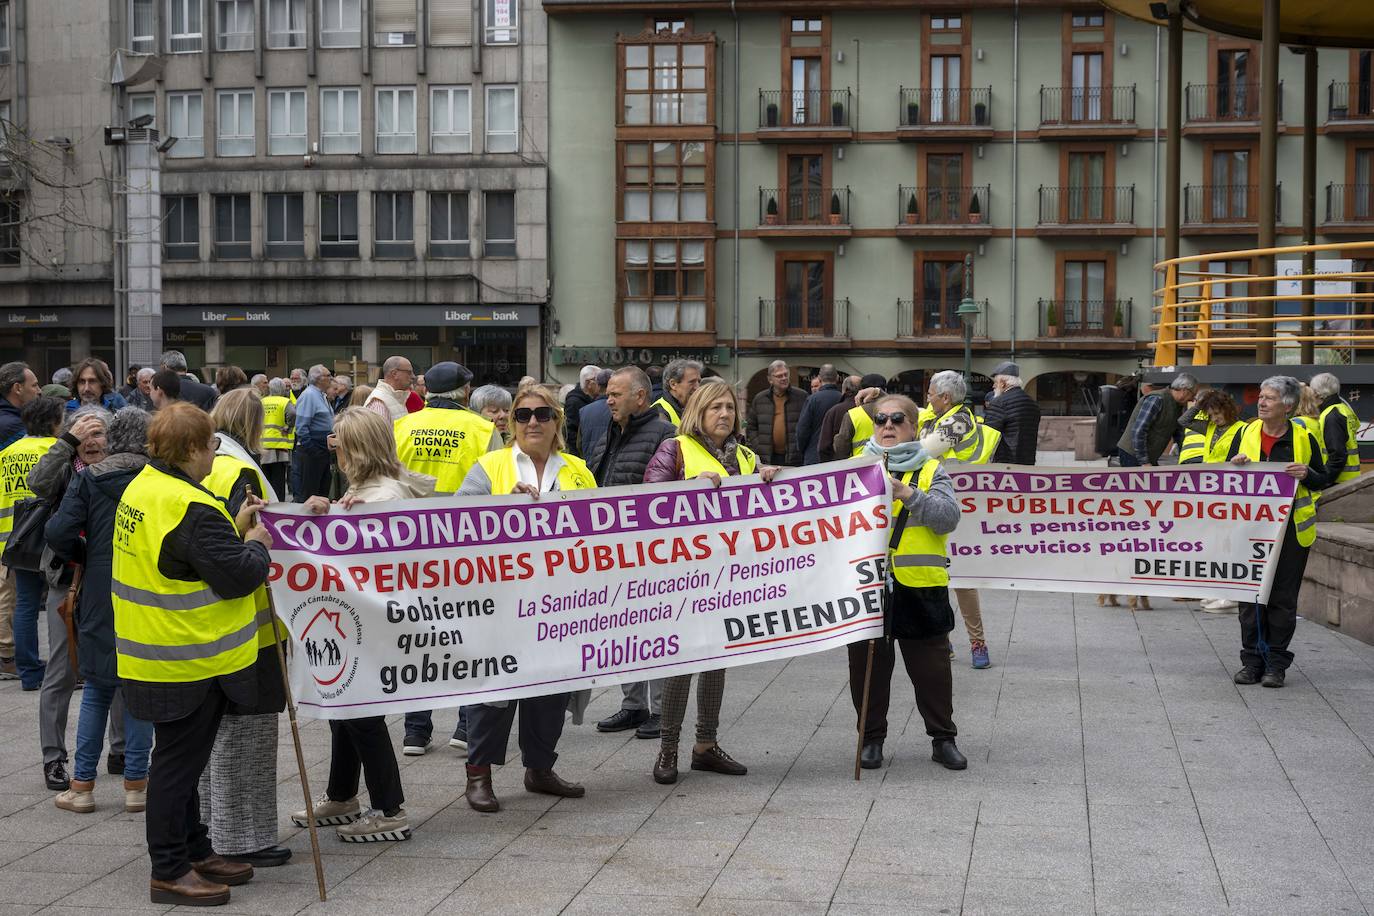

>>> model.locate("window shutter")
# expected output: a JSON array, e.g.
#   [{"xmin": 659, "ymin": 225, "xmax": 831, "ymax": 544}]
[
  {"xmin": 374, "ymin": 0, "xmax": 415, "ymax": 34},
  {"xmin": 429, "ymin": 0, "xmax": 471, "ymax": 45}
]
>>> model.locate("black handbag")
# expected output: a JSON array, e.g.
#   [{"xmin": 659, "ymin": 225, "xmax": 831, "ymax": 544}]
[{"xmin": 1, "ymin": 496, "xmax": 57, "ymax": 573}]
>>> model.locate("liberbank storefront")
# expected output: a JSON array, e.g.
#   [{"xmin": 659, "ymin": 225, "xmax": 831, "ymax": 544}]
[{"xmin": 0, "ymin": 304, "xmax": 542, "ymax": 385}]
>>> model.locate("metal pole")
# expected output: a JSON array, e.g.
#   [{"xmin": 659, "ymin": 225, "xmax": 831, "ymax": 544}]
[
  {"xmin": 1301, "ymin": 47, "xmax": 1317, "ymax": 365},
  {"xmin": 1164, "ymin": 12, "xmax": 1182, "ymax": 266},
  {"xmin": 1256, "ymin": 0, "xmax": 1279, "ymax": 365}
]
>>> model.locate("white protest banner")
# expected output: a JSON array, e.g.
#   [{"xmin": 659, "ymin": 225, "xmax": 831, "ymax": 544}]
[
  {"xmin": 260, "ymin": 459, "xmax": 892, "ymax": 719},
  {"xmin": 944, "ymin": 464, "xmax": 1297, "ymax": 602}
]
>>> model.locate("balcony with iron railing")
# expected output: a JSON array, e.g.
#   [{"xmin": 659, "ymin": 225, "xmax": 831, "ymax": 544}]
[
  {"xmin": 1039, "ymin": 298, "xmax": 1134, "ymax": 341},
  {"xmin": 1184, "ymin": 82, "xmax": 1282, "ymax": 135},
  {"xmin": 757, "ymin": 187, "xmax": 851, "ymax": 237},
  {"xmin": 1326, "ymin": 81, "xmax": 1374, "ymax": 134},
  {"xmin": 1037, "ymin": 85, "xmax": 1137, "ymax": 136},
  {"xmin": 897, "ymin": 87, "xmax": 993, "ymax": 138},
  {"xmin": 895, "ymin": 185, "xmax": 992, "ymax": 237},
  {"xmin": 758, "ymin": 297, "xmax": 850, "ymax": 342},
  {"xmin": 1182, "ymin": 183, "xmax": 1281, "ymax": 232},
  {"xmin": 1324, "ymin": 183, "xmax": 1374, "ymax": 231},
  {"xmin": 758, "ymin": 90, "xmax": 852, "ymax": 141},
  {"xmin": 896, "ymin": 299, "xmax": 989, "ymax": 342},
  {"xmin": 1036, "ymin": 185, "xmax": 1136, "ymax": 235}
]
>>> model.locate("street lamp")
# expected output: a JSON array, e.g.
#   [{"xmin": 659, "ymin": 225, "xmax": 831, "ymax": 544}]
[{"xmin": 957, "ymin": 253, "xmax": 980, "ymax": 403}]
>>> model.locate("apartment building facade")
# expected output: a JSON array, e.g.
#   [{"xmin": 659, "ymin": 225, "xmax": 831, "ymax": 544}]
[
  {"xmin": 543, "ymin": 0, "xmax": 1372, "ymax": 414},
  {"xmin": 0, "ymin": 0, "xmax": 548, "ymax": 383}
]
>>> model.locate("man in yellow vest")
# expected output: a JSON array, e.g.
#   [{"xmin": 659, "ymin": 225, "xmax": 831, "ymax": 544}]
[
  {"xmin": 831, "ymin": 373, "xmax": 895, "ymax": 458},
  {"xmin": 1310, "ymin": 372, "xmax": 1362, "ymax": 484},
  {"xmin": 651, "ymin": 358, "xmax": 702, "ymax": 427},
  {"xmin": 392, "ymin": 361, "xmax": 502, "ymax": 755},
  {"xmin": 258, "ymin": 378, "xmax": 294, "ymax": 499},
  {"xmin": 0, "ymin": 360, "xmax": 40, "ymax": 681}
]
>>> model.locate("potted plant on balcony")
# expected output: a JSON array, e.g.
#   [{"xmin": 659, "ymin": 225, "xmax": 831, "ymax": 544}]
[
  {"xmin": 1112, "ymin": 301, "xmax": 1125, "ymax": 337},
  {"xmin": 974, "ymin": 100, "xmax": 988, "ymax": 126},
  {"xmin": 765, "ymin": 196, "xmax": 779, "ymax": 225},
  {"xmin": 968, "ymin": 192, "xmax": 982, "ymax": 224},
  {"xmin": 905, "ymin": 193, "xmax": 919, "ymax": 225},
  {"xmin": 906, "ymin": 100, "xmax": 920, "ymax": 126},
  {"xmin": 766, "ymin": 101, "xmax": 779, "ymax": 127},
  {"xmin": 829, "ymin": 192, "xmax": 843, "ymax": 225},
  {"xmin": 1045, "ymin": 301, "xmax": 1060, "ymax": 338},
  {"xmin": 832, "ymin": 99, "xmax": 846, "ymax": 126}
]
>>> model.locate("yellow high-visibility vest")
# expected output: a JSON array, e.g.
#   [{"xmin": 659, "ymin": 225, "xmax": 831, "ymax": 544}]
[
  {"xmin": 0, "ymin": 436, "xmax": 55, "ymax": 559},
  {"xmin": 112, "ymin": 464, "xmax": 258, "ymax": 683},
  {"xmin": 921, "ymin": 405, "xmax": 1000, "ymax": 464},
  {"xmin": 653, "ymin": 397, "xmax": 682, "ymax": 427},
  {"xmin": 677, "ymin": 435, "xmax": 757, "ymax": 478},
  {"xmin": 393, "ymin": 406, "xmax": 495, "ymax": 494},
  {"xmin": 261, "ymin": 396, "xmax": 294, "ymax": 451},
  {"xmin": 890, "ymin": 459, "xmax": 949, "ymax": 588},
  {"xmin": 477, "ymin": 448, "xmax": 596, "ymax": 495},
  {"xmin": 1319, "ymin": 399, "xmax": 1361, "ymax": 483},
  {"xmin": 1237, "ymin": 420, "xmax": 1318, "ymax": 548},
  {"xmin": 202, "ymin": 454, "xmax": 284, "ymax": 649},
  {"xmin": 1292, "ymin": 416, "xmax": 1328, "ymax": 466},
  {"xmin": 848, "ymin": 405, "xmax": 875, "ymax": 457},
  {"xmin": 1181, "ymin": 420, "xmax": 1245, "ymax": 464}
]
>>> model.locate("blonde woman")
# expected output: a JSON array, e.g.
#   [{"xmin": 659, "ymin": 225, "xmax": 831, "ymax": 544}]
[
  {"xmin": 456, "ymin": 385, "xmax": 593, "ymax": 813},
  {"xmin": 348, "ymin": 384, "xmax": 373, "ymax": 408},
  {"xmin": 642, "ymin": 380, "xmax": 778, "ymax": 784}
]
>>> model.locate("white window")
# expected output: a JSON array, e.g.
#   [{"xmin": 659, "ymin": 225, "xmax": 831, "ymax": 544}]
[
  {"xmin": 267, "ymin": 0, "xmax": 306, "ymax": 47},
  {"xmin": 129, "ymin": 0, "xmax": 155, "ymax": 52},
  {"xmin": 374, "ymin": 0, "xmax": 416, "ymax": 46},
  {"xmin": 429, "ymin": 192, "xmax": 469, "ymax": 257},
  {"xmin": 375, "ymin": 87, "xmax": 416, "ymax": 154},
  {"xmin": 0, "ymin": 1, "xmax": 11, "ymax": 65},
  {"xmin": 129, "ymin": 93, "xmax": 156, "ymax": 128},
  {"xmin": 319, "ymin": 0, "xmax": 360, "ymax": 46},
  {"xmin": 217, "ymin": 0, "xmax": 254, "ymax": 50},
  {"xmin": 320, "ymin": 87, "xmax": 360, "ymax": 153},
  {"xmin": 485, "ymin": 85, "xmax": 517, "ymax": 153},
  {"xmin": 268, "ymin": 89, "xmax": 307, "ymax": 155},
  {"xmin": 483, "ymin": 190, "xmax": 515, "ymax": 256},
  {"xmin": 429, "ymin": 0, "xmax": 472, "ymax": 46},
  {"xmin": 168, "ymin": 0, "xmax": 203, "ymax": 52},
  {"xmin": 167, "ymin": 91, "xmax": 204, "ymax": 157},
  {"xmin": 373, "ymin": 191, "xmax": 414, "ymax": 258},
  {"xmin": 484, "ymin": 0, "xmax": 516, "ymax": 44},
  {"xmin": 430, "ymin": 87, "xmax": 471, "ymax": 153},
  {"xmin": 217, "ymin": 90, "xmax": 255, "ymax": 157}
]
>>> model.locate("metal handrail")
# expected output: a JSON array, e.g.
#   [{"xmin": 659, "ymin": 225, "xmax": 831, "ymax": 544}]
[
  {"xmin": 1038, "ymin": 85, "xmax": 1136, "ymax": 126},
  {"xmin": 758, "ymin": 187, "xmax": 850, "ymax": 225}
]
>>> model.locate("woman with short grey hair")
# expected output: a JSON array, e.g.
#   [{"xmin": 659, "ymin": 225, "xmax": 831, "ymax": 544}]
[{"xmin": 469, "ymin": 385, "xmax": 513, "ymax": 438}]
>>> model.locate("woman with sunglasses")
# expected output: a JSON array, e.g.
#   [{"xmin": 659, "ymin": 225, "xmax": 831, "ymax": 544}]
[
  {"xmin": 642, "ymin": 379, "xmax": 779, "ymax": 784},
  {"xmin": 457, "ymin": 384, "xmax": 594, "ymax": 813},
  {"xmin": 853, "ymin": 394, "xmax": 967, "ymax": 773}
]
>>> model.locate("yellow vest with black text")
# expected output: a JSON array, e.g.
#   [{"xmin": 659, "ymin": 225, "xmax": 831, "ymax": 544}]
[
  {"xmin": 202, "ymin": 454, "xmax": 284, "ymax": 649},
  {"xmin": 0, "ymin": 436, "xmax": 55, "ymax": 559},
  {"xmin": 1181, "ymin": 420, "xmax": 1245, "ymax": 464},
  {"xmin": 478, "ymin": 447, "xmax": 596, "ymax": 495},
  {"xmin": 112, "ymin": 464, "xmax": 258, "ymax": 683},
  {"xmin": 653, "ymin": 397, "xmax": 682, "ymax": 427},
  {"xmin": 677, "ymin": 435, "xmax": 757, "ymax": 478},
  {"xmin": 922, "ymin": 405, "xmax": 1001, "ymax": 465},
  {"xmin": 1320, "ymin": 399, "xmax": 1361, "ymax": 482},
  {"xmin": 261, "ymin": 395, "xmax": 294, "ymax": 451},
  {"xmin": 393, "ymin": 406, "xmax": 495, "ymax": 494},
  {"xmin": 1237, "ymin": 420, "xmax": 1318, "ymax": 548},
  {"xmin": 891, "ymin": 459, "xmax": 949, "ymax": 587}
]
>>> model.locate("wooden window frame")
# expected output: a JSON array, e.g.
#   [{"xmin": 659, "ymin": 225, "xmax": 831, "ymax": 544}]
[
  {"xmin": 776, "ymin": 146, "xmax": 831, "ymax": 224},
  {"xmin": 1203, "ymin": 141, "xmax": 1258, "ymax": 221},
  {"xmin": 1068, "ymin": 9, "xmax": 1106, "ymax": 30},
  {"xmin": 646, "ymin": 14, "xmax": 691, "ymax": 35},
  {"xmin": 914, "ymin": 250, "xmax": 970, "ymax": 335},
  {"xmin": 1344, "ymin": 140, "xmax": 1374, "ymax": 221},
  {"xmin": 918, "ymin": 145, "xmax": 972, "ymax": 223},
  {"xmin": 1058, "ymin": 143, "xmax": 1116, "ymax": 222},
  {"xmin": 1206, "ymin": 34, "xmax": 1260, "ymax": 120},
  {"xmin": 616, "ymin": 238, "xmax": 715, "ymax": 337},
  {"xmin": 781, "ymin": 14, "xmax": 830, "ymax": 127},
  {"xmin": 1061, "ymin": 10, "xmax": 1115, "ymax": 121},
  {"xmin": 774, "ymin": 250, "xmax": 835, "ymax": 337},
  {"xmin": 616, "ymin": 139, "xmax": 715, "ymax": 224},
  {"xmin": 1054, "ymin": 250, "xmax": 1117, "ymax": 332},
  {"xmin": 615, "ymin": 32, "xmax": 715, "ymax": 130},
  {"xmin": 928, "ymin": 13, "xmax": 964, "ymax": 32},
  {"xmin": 1198, "ymin": 251, "xmax": 1256, "ymax": 334},
  {"xmin": 921, "ymin": 12, "xmax": 971, "ymax": 122}
]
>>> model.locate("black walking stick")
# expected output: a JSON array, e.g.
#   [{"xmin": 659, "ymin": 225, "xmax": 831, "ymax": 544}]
[{"xmin": 855, "ymin": 454, "xmax": 906, "ymax": 781}]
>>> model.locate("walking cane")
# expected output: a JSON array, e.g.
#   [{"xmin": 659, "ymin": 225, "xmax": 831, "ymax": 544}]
[{"xmin": 854, "ymin": 452, "xmax": 891, "ymax": 781}]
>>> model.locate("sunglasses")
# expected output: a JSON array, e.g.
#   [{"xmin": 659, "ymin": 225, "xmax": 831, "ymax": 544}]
[
  {"xmin": 874, "ymin": 412, "xmax": 908, "ymax": 427},
  {"xmin": 513, "ymin": 406, "xmax": 556, "ymax": 424}
]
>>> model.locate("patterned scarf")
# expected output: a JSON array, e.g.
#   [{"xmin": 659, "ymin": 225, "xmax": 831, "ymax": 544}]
[{"xmin": 698, "ymin": 433, "xmax": 743, "ymax": 475}]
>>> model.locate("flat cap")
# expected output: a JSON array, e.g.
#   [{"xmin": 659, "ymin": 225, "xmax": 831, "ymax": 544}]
[
  {"xmin": 424, "ymin": 361, "xmax": 473, "ymax": 394},
  {"xmin": 859, "ymin": 373, "xmax": 888, "ymax": 390},
  {"xmin": 991, "ymin": 360, "xmax": 1020, "ymax": 378}
]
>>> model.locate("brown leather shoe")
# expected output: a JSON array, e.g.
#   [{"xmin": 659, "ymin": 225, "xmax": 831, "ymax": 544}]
[
  {"xmin": 149, "ymin": 870, "xmax": 230, "ymax": 906},
  {"xmin": 524, "ymin": 767, "xmax": 585, "ymax": 798},
  {"xmin": 653, "ymin": 748, "xmax": 679, "ymax": 785},
  {"xmin": 465, "ymin": 764, "xmax": 499, "ymax": 813},
  {"xmin": 190, "ymin": 855, "xmax": 253, "ymax": 887},
  {"xmin": 690, "ymin": 744, "xmax": 747, "ymax": 776}
]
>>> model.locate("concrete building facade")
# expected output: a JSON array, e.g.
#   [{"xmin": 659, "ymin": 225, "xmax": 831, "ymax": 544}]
[
  {"xmin": 0, "ymin": 0, "xmax": 548, "ymax": 383},
  {"xmin": 542, "ymin": 1, "xmax": 1373, "ymax": 413}
]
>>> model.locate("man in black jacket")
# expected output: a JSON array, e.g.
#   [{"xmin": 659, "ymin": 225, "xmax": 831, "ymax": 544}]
[
  {"xmin": 747, "ymin": 360, "xmax": 808, "ymax": 466},
  {"xmin": 159, "ymin": 351, "xmax": 219, "ymax": 412},
  {"xmin": 796, "ymin": 364, "xmax": 843, "ymax": 465},
  {"xmin": 0, "ymin": 361, "xmax": 40, "ymax": 451},
  {"xmin": 982, "ymin": 361, "xmax": 1042, "ymax": 465},
  {"xmin": 563, "ymin": 365, "xmax": 601, "ymax": 457},
  {"xmin": 585, "ymin": 367, "xmax": 674, "ymax": 738}
]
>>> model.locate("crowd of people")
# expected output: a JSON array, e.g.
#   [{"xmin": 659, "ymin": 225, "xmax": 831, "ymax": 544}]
[{"xmin": 0, "ymin": 349, "xmax": 1360, "ymax": 906}]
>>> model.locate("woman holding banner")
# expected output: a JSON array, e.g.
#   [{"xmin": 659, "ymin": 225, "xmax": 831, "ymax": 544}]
[
  {"xmin": 642, "ymin": 380, "xmax": 779, "ymax": 784},
  {"xmin": 854, "ymin": 394, "xmax": 966, "ymax": 772},
  {"xmin": 1179, "ymin": 390, "xmax": 1245, "ymax": 465},
  {"xmin": 457, "ymin": 385, "xmax": 593, "ymax": 812},
  {"xmin": 1227, "ymin": 376, "xmax": 1333, "ymax": 689},
  {"xmin": 298, "ymin": 407, "xmax": 434, "ymax": 841}
]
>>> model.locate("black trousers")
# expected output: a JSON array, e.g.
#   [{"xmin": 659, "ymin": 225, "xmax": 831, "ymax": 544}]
[
  {"xmin": 146, "ymin": 685, "xmax": 228, "ymax": 880},
  {"xmin": 847, "ymin": 636, "xmax": 956, "ymax": 745},
  {"xmin": 293, "ymin": 448, "xmax": 331, "ymax": 503},
  {"xmin": 467, "ymin": 694, "xmax": 568, "ymax": 770},
  {"xmin": 1240, "ymin": 522, "xmax": 1310, "ymax": 673},
  {"xmin": 326, "ymin": 717, "xmax": 404, "ymax": 814},
  {"xmin": 262, "ymin": 462, "xmax": 289, "ymax": 502}
]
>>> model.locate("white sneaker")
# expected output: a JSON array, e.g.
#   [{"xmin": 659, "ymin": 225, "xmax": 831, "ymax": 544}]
[
  {"xmin": 54, "ymin": 784, "xmax": 95, "ymax": 814},
  {"xmin": 291, "ymin": 794, "xmax": 362, "ymax": 827},
  {"xmin": 1201, "ymin": 599, "xmax": 1238, "ymax": 613},
  {"xmin": 336, "ymin": 809, "xmax": 411, "ymax": 843}
]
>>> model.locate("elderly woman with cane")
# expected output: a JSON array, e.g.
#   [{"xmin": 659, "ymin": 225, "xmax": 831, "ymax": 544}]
[
  {"xmin": 852, "ymin": 393, "xmax": 965, "ymax": 772},
  {"xmin": 1226, "ymin": 375, "xmax": 1333, "ymax": 688}
]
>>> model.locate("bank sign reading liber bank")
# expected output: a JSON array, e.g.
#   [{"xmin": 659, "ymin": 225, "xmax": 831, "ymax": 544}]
[{"xmin": 162, "ymin": 305, "xmax": 540, "ymax": 327}]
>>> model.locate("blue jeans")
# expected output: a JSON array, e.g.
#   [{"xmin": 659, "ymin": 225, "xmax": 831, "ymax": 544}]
[
  {"xmin": 13, "ymin": 570, "xmax": 46, "ymax": 689},
  {"xmin": 74, "ymin": 683, "xmax": 152, "ymax": 782}
]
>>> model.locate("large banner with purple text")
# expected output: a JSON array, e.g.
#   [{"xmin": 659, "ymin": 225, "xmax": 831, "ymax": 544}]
[
  {"xmin": 260, "ymin": 460, "xmax": 892, "ymax": 719},
  {"xmin": 945, "ymin": 464, "xmax": 1298, "ymax": 602}
]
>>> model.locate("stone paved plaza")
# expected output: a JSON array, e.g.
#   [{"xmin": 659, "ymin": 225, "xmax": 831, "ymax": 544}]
[{"xmin": 0, "ymin": 588, "xmax": 1372, "ymax": 915}]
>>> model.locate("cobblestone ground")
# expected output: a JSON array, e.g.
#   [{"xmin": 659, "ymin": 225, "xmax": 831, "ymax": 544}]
[{"xmin": 0, "ymin": 587, "xmax": 1372, "ymax": 915}]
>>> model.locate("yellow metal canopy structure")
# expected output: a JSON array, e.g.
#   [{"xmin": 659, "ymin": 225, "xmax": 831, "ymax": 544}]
[{"xmin": 1099, "ymin": 0, "xmax": 1374, "ymax": 49}]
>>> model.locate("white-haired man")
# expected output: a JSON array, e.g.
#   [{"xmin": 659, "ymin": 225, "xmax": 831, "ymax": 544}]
[
  {"xmin": 1310, "ymin": 372, "xmax": 1361, "ymax": 484},
  {"xmin": 293, "ymin": 364, "xmax": 334, "ymax": 501},
  {"xmin": 563, "ymin": 366, "xmax": 601, "ymax": 457},
  {"xmin": 982, "ymin": 361, "xmax": 1041, "ymax": 465}
]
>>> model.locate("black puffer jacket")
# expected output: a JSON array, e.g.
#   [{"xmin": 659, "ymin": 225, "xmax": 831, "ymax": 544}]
[
  {"xmin": 984, "ymin": 385, "xmax": 1042, "ymax": 465},
  {"xmin": 563, "ymin": 387, "xmax": 595, "ymax": 457},
  {"xmin": 0, "ymin": 400, "xmax": 23, "ymax": 451},
  {"xmin": 45, "ymin": 453, "xmax": 150, "ymax": 685},
  {"xmin": 585, "ymin": 409, "xmax": 676, "ymax": 487}
]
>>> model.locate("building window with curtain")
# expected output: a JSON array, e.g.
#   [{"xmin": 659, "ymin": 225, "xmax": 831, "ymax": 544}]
[
  {"xmin": 163, "ymin": 196, "xmax": 200, "ymax": 261},
  {"xmin": 620, "ymin": 140, "xmax": 707, "ymax": 222},
  {"xmin": 217, "ymin": 90, "xmax": 255, "ymax": 156},
  {"xmin": 319, "ymin": 192, "xmax": 359, "ymax": 258},
  {"xmin": 373, "ymin": 0, "xmax": 416, "ymax": 46},
  {"xmin": 485, "ymin": 86, "xmax": 518, "ymax": 152},
  {"xmin": 0, "ymin": 2, "xmax": 11, "ymax": 65},
  {"xmin": 319, "ymin": 0, "xmax": 360, "ymax": 47},
  {"xmin": 267, "ymin": 0, "xmax": 306, "ymax": 48},
  {"xmin": 621, "ymin": 240, "xmax": 708, "ymax": 333},
  {"xmin": 268, "ymin": 89, "xmax": 307, "ymax": 155},
  {"xmin": 1066, "ymin": 150, "xmax": 1107, "ymax": 221},
  {"xmin": 0, "ymin": 198, "xmax": 19, "ymax": 266},
  {"xmin": 483, "ymin": 191, "xmax": 515, "ymax": 256},
  {"xmin": 376, "ymin": 87, "xmax": 416, "ymax": 153},
  {"xmin": 618, "ymin": 37, "xmax": 711, "ymax": 126},
  {"xmin": 168, "ymin": 0, "xmax": 203, "ymax": 52},
  {"xmin": 320, "ymin": 87, "xmax": 360, "ymax": 153},
  {"xmin": 429, "ymin": 192, "xmax": 470, "ymax": 257},
  {"xmin": 213, "ymin": 194, "xmax": 252, "ymax": 260},
  {"xmin": 430, "ymin": 0, "xmax": 472, "ymax": 46},
  {"xmin": 484, "ymin": 0, "xmax": 517, "ymax": 44},
  {"xmin": 167, "ymin": 91, "xmax": 204, "ymax": 157},
  {"xmin": 431, "ymin": 87, "xmax": 471, "ymax": 152},
  {"xmin": 1060, "ymin": 258, "xmax": 1108, "ymax": 332},
  {"xmin": 129, "ymin": 0, "xmax": 156, "ymax": 53},
  {"xmin": 919, "ymin": 257, "xmax": 966, "ymax": 334},
  {"xmin": 265, "ymin": 193, "xmax": 304, "ymax": 258},
  {"xmin": 217, "ymin": 0, "xmax": 254, "ymax": 50},
  {"xmin": 374, "ymin": 192, "xmax": 414, "ymax": 258}
]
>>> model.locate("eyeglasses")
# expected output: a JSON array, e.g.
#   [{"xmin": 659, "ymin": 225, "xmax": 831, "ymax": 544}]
[
  {"xmin": 874, "ymin": 412, "xmax": 908, "ymax": 427},
  {"xmin": 207, "ymin": 435, "xmax": 221, "ymax": 452},
  {"xmin": 513, "ymin": 406, "xmax": 556, "ymax": 424}
]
